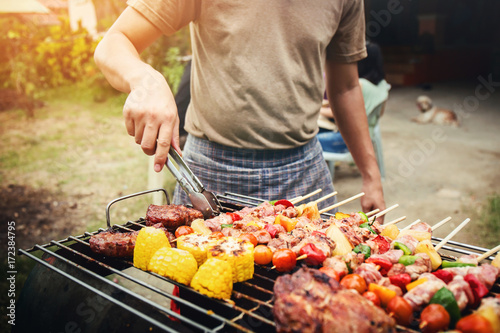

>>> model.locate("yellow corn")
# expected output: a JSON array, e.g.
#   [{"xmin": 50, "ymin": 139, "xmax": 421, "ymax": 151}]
[
  {"xmin": 148, "ymin": 247, "xmax": 198, "ymax": 285},
  {"xmin": 177, "ymin": 233, "xmax": 218, "ymax": 267},
  {"xmin": 133, "ymin": 227, "xmax": 170, "ymax": 271},
  {"xmin": 190, "ymin": 258, "xmax": 233, "ymax": 299},
  {"xmin": 207, "ymin": 237, "xmax": 254, "ymax": 283}
]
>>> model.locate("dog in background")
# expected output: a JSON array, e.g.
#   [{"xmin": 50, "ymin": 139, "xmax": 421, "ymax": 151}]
[{"xmin": 413, "ymin": 95, "xmax": 459, "ymax": 127}]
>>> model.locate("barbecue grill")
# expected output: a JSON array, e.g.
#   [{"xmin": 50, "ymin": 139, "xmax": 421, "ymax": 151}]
[{"xmin": 16, "ymin": 189, "xmax": 500, "ymax": 333}]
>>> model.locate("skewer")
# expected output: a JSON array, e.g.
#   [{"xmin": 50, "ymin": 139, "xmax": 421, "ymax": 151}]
[
  {"xmin": 366, "ymin": 208, "xmax": 381, "ymax": 217},
  {"xmin": 476, "ymin": 244, "xmax": 500, "ymax": 262},
  {"xmin": 313, "ymin": 191, "xmax": 338, "ymax": 204},
  {"xmin": 383, "ymin": 216, "xmax": 407, "ymax": 226},
  {"xmin": 318, "ymin": 192, "xmax": 365, "ymax": 214},
  {"xmin": 401, "ymin": 219, "xmax": 421, "ymax": 231},
  {"xmin": 431, "ymin": 216, "xmax": 452, "ymax": 231},
  {"xmin": 434, "ymin": 218, "xmax": 471, "ymax": 252},
  {"xmin": 290, "ymin": 189, "xmax": 322, "ymax": 204},
  {"xmin": 372, "ymin": 204, "xmax": 399, "ymax": 219}
]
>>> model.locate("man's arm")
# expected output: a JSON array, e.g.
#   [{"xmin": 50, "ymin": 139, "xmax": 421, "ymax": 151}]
[
  {"xmin": 94, "ymin": 7, "xmax": 180, "ymax": 172},
  {"xmin": 325, "ymin": 60, "xmax": 386, "ymax": 218}
]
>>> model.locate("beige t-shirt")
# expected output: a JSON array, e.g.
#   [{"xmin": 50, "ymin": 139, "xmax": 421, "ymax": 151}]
[{"xmin": 127, "ymin": 0, "xmax": 367, "ymax": 149}]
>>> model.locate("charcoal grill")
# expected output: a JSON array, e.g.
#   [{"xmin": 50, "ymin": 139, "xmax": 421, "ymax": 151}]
[{"xmin": 16, "ymin": 189, "xmax": 500, "ymax": 333}]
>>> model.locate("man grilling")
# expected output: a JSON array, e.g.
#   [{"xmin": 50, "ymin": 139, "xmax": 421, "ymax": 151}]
[{"xmin": 94, "ymin": 0, "xmax": 385, "ymax": 215}]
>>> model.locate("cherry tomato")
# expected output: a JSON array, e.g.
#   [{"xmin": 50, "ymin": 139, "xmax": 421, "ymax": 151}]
[
  {"xmin": 254, "ymin": 245, "xmax": 273, "ymax": 265},
  {"xmin": 340, "ymin": 274, "xmax": 367, "ymax": 294},
  {"xmin": 175, "ymin": 226, "xmax": 194, "ymax": 238},
  {"xmin": 272, "ymin": 249, "xmax": 297, "ymax": 272},
  {"xmin": 318, "ymin": 266, "xmax": 341, "ymax": 282},
  {"xmin": 419, "ymin": 304, "xmax": 450, "ymax": 333},
  {"xmin": 455, "ymin": 314, "xmax": 494, "ymax": 333},
  {"xmin": 210, "ymin": 232, "xmax": 225, "ymax": 240},
  {"xmin": 362, "ymin": 291, "xmax": 381, "ymax": 307},
  {"xmin": 239, "ymin": 233, "xmax": 258, "ymax": 247},
  {"xmin": 386, "ymin": 296, "xmax": 413, "ymax": 327}
]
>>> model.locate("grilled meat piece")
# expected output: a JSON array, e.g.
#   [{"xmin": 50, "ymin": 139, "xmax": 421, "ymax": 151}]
[
  {"xmin": 145, "ymin": 204, "xmax": 203, "ymax": 231},
  {"xmin": 89, "ymin": 223, "xmax": 175, "ymax": 257},
  {"xmin": 273, "ymin": 267, "xmax": 396, "ymax": 333}
]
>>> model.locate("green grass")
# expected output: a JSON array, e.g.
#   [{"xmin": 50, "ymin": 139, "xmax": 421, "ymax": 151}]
[{"xmin": 475, "ymin": 194, "xmax": 500, "ymax": 248}]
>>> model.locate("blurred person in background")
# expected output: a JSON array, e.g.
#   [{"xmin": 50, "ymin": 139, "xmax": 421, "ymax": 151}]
[{"xmin": 94, "ymin": 1, "xmax": 385, "ymax": 214}]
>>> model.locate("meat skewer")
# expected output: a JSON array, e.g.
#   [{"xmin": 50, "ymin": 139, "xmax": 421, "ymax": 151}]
[
  {"xmin": 318, "ymin": 192, "xmax": 366, "ymax": 214},
  {"xmin": 434, "ymin": 218, "xmax": 471, "ymax": 251}
]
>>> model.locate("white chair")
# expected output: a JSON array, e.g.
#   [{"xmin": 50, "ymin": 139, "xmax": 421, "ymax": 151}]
[{"xmin": 321, "ymin": 79, "xmax": 390, "ymax": 180}]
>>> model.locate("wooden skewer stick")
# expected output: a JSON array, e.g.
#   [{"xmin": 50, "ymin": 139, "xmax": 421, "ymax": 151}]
[
  {"xmin": 373, "ymin": 204, "xmax": 399, "ymax": 219},
  {"xmin": 402, "ymin": 219, "xmax": 421, "ymax": 231},
  {"xmin": 313, "ymin": 191, "xmax": 338, "ymax": 204},
  {"xmin": 476, "ymin": 244, "xmax": 500, "ymax": 262},
  {"xmin": 434, "ymin": 218, "xmax": 471, "ymax": 252},
  {"xmin": 289, "ymin": 195, "xmax": 302, "ymax": 203},
  {"xmin": 318, "ymin": 192, "xmax": 366, "ymax": 214},
  {"xmin": 290, "ymin": 189, "xmax": 322, "ymax": 204},
  {"xmin": 431, "ymin": 216, "xmax": 452, "ymax": 231},
  {"xmin": 383, "ymin": 216, "xmax": 407, "ymax": 227},
  {"xmin": 366, "ymin": 208, "xmax": 381, "ymax": 217}
]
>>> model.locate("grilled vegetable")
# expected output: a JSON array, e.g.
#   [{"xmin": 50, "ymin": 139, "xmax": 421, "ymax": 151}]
[
  {"xmin": 341, "ymin": 274, "xmax": 367, "ymax": 294},
  {"xmin": 272, "ymin": 248, "xmax": 297, "ymax": 273},
  {"xmin": 432, "ymin": 269, "xmax": 454, "ymax": 284},
  {"xmin": 275, "ymin": 214, "xmax": 298, "ymax": 232},
  {"xmin": 372, "ymin": 235, "xmax": 391, "ymax": 254},
  {"xmin": 394, "ymin": 242, "xmax": 412, "ymax": 255},
  {"xmin": 441, "ymin": 261, "xmax": 476, "ymax": 268},
  {"xmin": 208, "ymin": 237, "xmax": 254, "ymax": 282},
  {"xmin": 464, "ymin": 274, "xmax": 489, "ymax": 308},
  {"xmin": 476, "ymin": 299, "xmax": 500, "ymax": 333},
  {"xmin": 366, "ymin": 257, "xmax": 393, "ymax": 275},
  {"xmin": 389, "ymin": 273, "xmax": 412, "ymax": 292},
  {"xmin": 362, "ymin": 291, "xmax": 381, "ymax": 307},
  {"xmin": 360, "ymin": 222, "xmax": 377, "ymax": 234},
  {"xmin": 387, "ymin": 296, "xmax": 413, "ymax": 326},
  {"xmin": 430, "ymin": 287, "xmax": 461, "ymax": 327},
  {"xmin": 273, "ymin": 199, "xmax": 294, "ymax": 208},
  {"xmin": 301, "ymin": 202, "xmax": 320, "ymax": 220},
  {"xmin": 368, "ymin": 283, "xmax": 397, "ymax": 307},
  {"xmin": 399, "ymin": 255, "xmax": 417, "ymax": 266},
  {"xmin": 175, "ymin": 226, "xmax": 194, "ymax": 238},
  {"xmin": 238, "ymin": 233, "xmax": 258, "ymax": 247},
  {"xmin": 148, "ymin": 247, "xmax": 198, "ymax": 285},
  {"xmin": 358, "ymin": 211, "xmax": 369, "ymax": 222},
  {"xmin": 380, "ymin": 224, "xmax": 400, "ymax": 240},
  {"xmin": 326, "ymin": 224, "xmax": 353, "ymax": 256},
  {"xmin": 415, "ymin": 240, "xmax": 442, "ymax": 271},
  {"xmin": 492, "ymin": 252, "xmax": 500, "ymax": 268},
  {"xmin": 318, "ymin": 266, "xmax": 341, "ymax": 282},
  {"xmin": 190, "ymin": 258, "xmax": 233, "ymax": 299},
  {"xmin": 335, "ymin": 212, "xmax": 350, "ymax": 219},
  {"xmin": 455, "ymin": 314, "xmax": 494, "ymax": 333},
  {"xmin": 420, "ymin": 304, "xmax": 450, "ymax": 333},
  {"xmin": 133, "ymin": 227, "xmax": 170, "ymax": 271},
  {"xmin": 190, "ymin": 219, "xmax": 212, "ymax": 235},
  {"xmin": 253, "ymin": 245, "xmax": 273, "ymax": 265},
  {"xmin": 299, "ymin": 243, "xmax": 326, "ymax": 266},
  {"xmin": 406, "ymin": 278, "xmax": 428, "ymax": 291},
  {"xmin": 177, "ymin": 233, "xmax": 218, "ymax": 267},
  {"xmin": 354, "ymin": 244, "xmax": 371, "ymax": 259}
]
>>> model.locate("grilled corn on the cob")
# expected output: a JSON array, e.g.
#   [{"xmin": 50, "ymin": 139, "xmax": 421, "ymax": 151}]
[
  {"xmin": 207, "ymin": 237, "xmax": 254, "ymax": 283},
  {"xmin": 190, "ymin": 258, "xmax": 233, "ymax": 299},
  {"xmin": 133, "ymin": 227, "xmax": 170, "ymax": 271},
  {"xmin": 177, "ymin": 233, "xmax": 219, "ymax": 267},
  {"xmin": 148, "ymin": 247, "xmax": 198, "ymax": 285}
]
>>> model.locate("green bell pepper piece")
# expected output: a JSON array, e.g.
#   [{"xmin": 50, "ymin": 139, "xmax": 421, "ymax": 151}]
[
  {"xmin": 358, "ymin": 211, "xmax": 369, "ymax": 222},
  {"xmin": 441, "ymin": 261, "xmax": 476, "ymax": 268},
  {"xmin": 398, "ymin": 255, "xmax": 417, "ymax": 266},
  {"xmin": 220, "ymin": 224, "xmax": 233, "ymax": 229},
  {"xmin": 353, "ymin": 244, "xmax": 371, "ymax": 259},
  {"xmin": 359, "ymin": 223, "xmax": 377, "ymax": 234},
  {"xmin": 394, "ymin": 242, "xmax": 412, "ymax": 255},
  {"xmin": 430, "ymin": 287, "xmax": 461, "ymax": 327}
]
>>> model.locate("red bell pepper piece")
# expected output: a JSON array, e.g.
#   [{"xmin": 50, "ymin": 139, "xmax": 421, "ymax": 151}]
[
  {"xmin": 311, "ymin": 231, "xmax": 326, "ymax": 237},
  {"xmin": 389, "ymin": 273, "xmax": 412, "ymax": 292},
  {"xmin": 432, "ymin": 269, "xmax": 454, "ymax": 284},
  {"xmin": 464, "ymin": 274, "xmax": 489, "ymax": 308},
  {"xmin": 299, "ymin": 243, "xmax": 326, "ymax": 266},
  {"xmin": 273, "ymin": 199, "xmax": 294, "ymax": 208},
  {"xmin": 264, "ymin": 224, "xmax": 279, "ymax": 238},
  {"xmin": 226, "ymin": 212, "xmax": 242, "ymax": 222},
  {"xmin": 365, "ymin": 257, "xmax": 393, "ymax": 276},
  {"xmin": 372, "ymin": 235, "xmax": 391, "ymax": 254}
]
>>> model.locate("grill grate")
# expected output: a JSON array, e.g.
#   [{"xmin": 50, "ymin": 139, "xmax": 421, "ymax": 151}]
[{"xmin": 17, "ymin": 191, "xmax": 499, "ymax": 333}]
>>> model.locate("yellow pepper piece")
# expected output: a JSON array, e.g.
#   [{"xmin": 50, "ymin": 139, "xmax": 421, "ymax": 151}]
[
  {"xmin": 133, "ymin": 227, "xmax": 170, "ymax": 271},
  {"xmin": 245, "ymin": 221, "xmax": 262, "ymax": 229},
  {"xmin": 406, "ymin": 278, "xmax": 428, "ymax": 291},
  {"xmin": 380, "ymin": 224, "xmax": 400, "ymax": 240},
  {"xmin": 191, "ymin": 258, "xmax": 233, "ymax": 299},
  {"xmin": 368, "ymin": 283, "xmax": 397, "ymax": 307},
  {"xmin": 278, "ymin": 215, "xmax": 298, "ymax": 232},
  {"xmin": 148, "ymin": 247, "xmax": 198, "ymax": 285},
  {"xmin": 335, "ymin": 212, "xmax": 351, "ymax": 219}
]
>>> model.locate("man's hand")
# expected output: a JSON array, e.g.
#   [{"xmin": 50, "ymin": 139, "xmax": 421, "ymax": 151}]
[
  {"xmin": 361, "ymin": 178, "xmax": 386, "ymax": 223},
  {"xmin": 123, "ymin": 70, "xmax": 181, "ymax": 172}
]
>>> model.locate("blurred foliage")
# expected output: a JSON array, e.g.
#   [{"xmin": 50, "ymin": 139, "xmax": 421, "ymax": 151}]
[{"xmin": 475, "ymin": 194, "xmax": 500, "ymax": 248}]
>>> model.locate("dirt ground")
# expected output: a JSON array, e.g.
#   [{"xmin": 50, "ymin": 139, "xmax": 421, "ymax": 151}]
[
  {"xmin": 333, "ymin": 79, "xmax": 500, "ymax": 247},
  {"xmin": 1, "ymin": 79, "xmax": 499, "ymax": 251}
]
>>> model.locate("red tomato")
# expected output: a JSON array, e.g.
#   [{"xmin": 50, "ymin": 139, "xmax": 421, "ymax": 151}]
[
  {"xmin": 362, "ymin": 291, "xmax": 381, "ymax": 307},
  {"xmin": 209, "ymin": 232, "xmax": 225, "ymax": 240},
  {"xmin": 386, "ymin": 296, "xmax": 413, "ymax": 327},
  {"xmin": 340, "ymin": 274, "xmax": 367, "ymax": 294},
  {"xmin": 318, "ymin": 266, "xmax": 341, "ymax": 282},
  {"xmin": 455, "ymin": 314, "xmax": 494, "ymax": 333},
  {"xmin": 239, "ymin": 233, "xmax": 258, "ymax": 247},
  {"xmin": 272, "ymin": 249, "xmax": 297, "ymax": 272},
  {"xmin": 254, "ymin": 245, "xmax": 273, "ymax": 265},
  {"xmin": 419, "ymin": 304, "xmax": 450, "ymax": 333},
  {"xmin": 174, "ymin": 226, "xmax": 194, "ymax": 238}
]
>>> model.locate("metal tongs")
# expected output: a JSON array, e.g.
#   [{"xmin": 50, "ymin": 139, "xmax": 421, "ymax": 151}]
[{"xmin": 166, "ymin": 149, "xmax": 221, "ymax": 219}]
